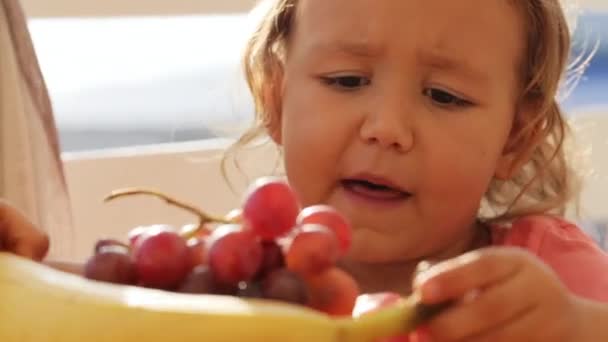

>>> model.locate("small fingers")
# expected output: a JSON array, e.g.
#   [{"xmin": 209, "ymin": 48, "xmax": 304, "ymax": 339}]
[
  {"xmin": 425, "ymin": 265, "xmax": 536, "ymax": 341},
  {"xmin": 0, "ymin": 200, "xmax": 50, "ymax": 261},
  {"xmin": 13, "ymin": 233, "xmax": 50, "ymax": 261},
  {"xmin": 415, "ymin": 248, "xmax": 529, "ymax": 304}
]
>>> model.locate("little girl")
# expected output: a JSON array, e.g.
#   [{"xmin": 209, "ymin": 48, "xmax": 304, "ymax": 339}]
[
  {"xmin": 230, "ymin": 0, "xmax": 608, "ymax": 340},
  {"xmin": 2, "ymin": 0, "xmax": 608, "ymax": 341}
]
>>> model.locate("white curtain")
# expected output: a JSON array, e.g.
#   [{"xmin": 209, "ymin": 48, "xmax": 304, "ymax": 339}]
[{"xmin": 0, "ymin": 0, "xmax": 74, "ymax": 259}]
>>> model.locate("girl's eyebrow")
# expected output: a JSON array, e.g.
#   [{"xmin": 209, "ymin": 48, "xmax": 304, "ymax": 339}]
[
  {"xmin": 418, "ymin": 50, "xmax": 491, "ymax": 85},
  {"xmin": 308, "ymin": 39, "xmax": 491, "ymax": 86}
]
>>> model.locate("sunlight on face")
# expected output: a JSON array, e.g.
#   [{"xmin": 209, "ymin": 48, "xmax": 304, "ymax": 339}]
[{"xmin": 274, "ymin": 0, "xmax": 526, "ymax": 263}]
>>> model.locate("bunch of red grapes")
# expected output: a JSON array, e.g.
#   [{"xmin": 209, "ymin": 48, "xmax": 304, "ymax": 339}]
[{"xmin": 84, "ymin": 177, "xmax": 359, "ymax": 316}]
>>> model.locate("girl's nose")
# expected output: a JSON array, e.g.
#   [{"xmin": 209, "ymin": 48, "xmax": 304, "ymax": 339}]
[{"xmin": 359, "ymin": 95, "xmax": 415, "ymax": 153}]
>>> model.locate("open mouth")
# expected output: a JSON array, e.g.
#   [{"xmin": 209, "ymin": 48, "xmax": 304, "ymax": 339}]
[{"xmin": 341, "ymin": 178, "xmax": 411, "ymax": 201}]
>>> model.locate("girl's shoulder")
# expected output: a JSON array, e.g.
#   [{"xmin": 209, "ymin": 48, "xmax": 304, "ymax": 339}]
[
  {"xmin": 490, "ymin": 215, "xmax": 604, "ymax": 253},
  {"xmin": 490, "ymin": 215, "xmax": 608, "ymax": 302}
]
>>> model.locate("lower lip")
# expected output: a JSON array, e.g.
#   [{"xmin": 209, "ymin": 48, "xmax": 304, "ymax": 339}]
[{"xmin": 341, "ymin": 183, "xmax": 411, "ymax": 208}]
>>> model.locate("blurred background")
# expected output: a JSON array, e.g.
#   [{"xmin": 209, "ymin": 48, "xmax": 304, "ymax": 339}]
[
  {"xmin": 14, "ymin": 0, "xmax": 608, "ymax": 260},
  {"xmin": 18, "ymin": 0, "xmax": 607, "ymax": 153}
]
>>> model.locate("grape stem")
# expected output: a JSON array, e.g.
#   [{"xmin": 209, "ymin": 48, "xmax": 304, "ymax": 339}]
[{"xmin": 104, "ymin": 188, "xmax": 232, "ymax": 233}]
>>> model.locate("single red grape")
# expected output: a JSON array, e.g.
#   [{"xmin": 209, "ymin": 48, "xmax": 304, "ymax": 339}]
[
  {"xmin": 127, "ymin": 224, "xmax": 172, "ymax": 247},
  {"xmin": 177, "ymin": 265, "xmax": 236, "ymax": 295},
  {"xmin": 84, "ymin": 245, "xmax": 136, "ymax": 285},
  {"xmin": 207, "ymin": 225, "xmax": 263, "ymax": 285},
  {"xmin": 242, "ymin": 177, "xmax": 300, "ymax": 240},
  {"xmin": 133, "ymin": 227, "xmax": 191, "ymax": 289},
  {"xmin": 286, "ymin": 224, "xmax": 339, "ymax": 276},
  {"xmin": 237, "ymin": 281, "xmax": 263, "ymax": 298},
  {"xmin": 186, "ymin": 237, "xmax": 206, "ymax": 269},
  {"xmin": 127, "ymin": 226, "xmax": 148, "ymax": 246},
  {"xmin": 256, "ymin": 240, "xmax": 285, "ymax": 279},
  {"xmin": 261, "ymin": 269, "xmax": 308, "ymax": 305},
  {"xmin": 306, "ymin": 267, "xmax": 360, "ymax": 316},
  {"xmin": 297, "ymin": 205, "xmax": 352, "ymax": 254},
  {"xmin": 94, "ymin": 239, "xmax": 129, "ymax": 254}
]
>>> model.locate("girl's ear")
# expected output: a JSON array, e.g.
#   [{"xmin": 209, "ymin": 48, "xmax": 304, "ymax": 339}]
[
  {"xmin": 495, "ymin": 101, "xmax": 542, "ymax": 180},
  {"xmin": 263, "ymin": 68, "xmax": 285, "ymax": 145}
]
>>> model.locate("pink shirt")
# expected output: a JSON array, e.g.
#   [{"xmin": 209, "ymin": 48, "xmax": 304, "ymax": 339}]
[{"xmin": 491, "ymin": 215, "xmax": 608, "ymax": 302}]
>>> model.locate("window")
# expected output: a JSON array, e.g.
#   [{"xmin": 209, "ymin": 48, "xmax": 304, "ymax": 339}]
[
  {"xmin": 23, "ymin": 0, "xmax": 608, "ymax": 154},
  {"xmin": 26, "ymin": 0, "xmax": 257, "ymax": 153}
]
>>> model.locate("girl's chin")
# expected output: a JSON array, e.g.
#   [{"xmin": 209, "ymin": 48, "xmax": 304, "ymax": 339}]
[{"xmin": 346, "ymin": 227, "xmax": 415, "ymax": 262}]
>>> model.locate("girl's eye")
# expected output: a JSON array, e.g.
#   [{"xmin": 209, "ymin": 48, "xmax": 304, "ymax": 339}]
[
  {"xmin": 424, "ymin": 88, "xmax": 473, "ymax": 108},
  {"xmin": 322, "ymin": 75, "xmax": 371, "ymax": 90}
]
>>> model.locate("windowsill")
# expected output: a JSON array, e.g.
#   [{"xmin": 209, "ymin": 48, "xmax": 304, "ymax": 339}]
[
  {"xmin": 19, "ymin": 0, "xmax": 608, "ymax": 19},
  {"xmin": 20, "ymin": 0, "xmax": 257, "ymax": 18}
]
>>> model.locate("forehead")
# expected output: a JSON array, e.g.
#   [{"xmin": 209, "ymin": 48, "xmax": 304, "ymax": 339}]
[{"xmin": 291, "ymin": 0, "xmax": 526, "ymax": 82}]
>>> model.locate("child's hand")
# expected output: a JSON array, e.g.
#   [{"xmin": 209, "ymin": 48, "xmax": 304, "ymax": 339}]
[
  {"xmin": 414, "ymin": 247, "xmax": 584, "ymax": 342},
  {"xmin": 0, "ymin": 200, "xmax": 49, "ymax": 261}
]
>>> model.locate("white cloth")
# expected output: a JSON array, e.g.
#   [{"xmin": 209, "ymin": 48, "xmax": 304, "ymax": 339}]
[{"xmin": 0, "ymin": 0, "xmax": 74, "ymax": 258}]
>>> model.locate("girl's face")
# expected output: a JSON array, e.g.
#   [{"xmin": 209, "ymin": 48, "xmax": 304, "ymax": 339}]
[{"xmin": 270, "ymin": 0, "xmax": 527, "ymax": 264}]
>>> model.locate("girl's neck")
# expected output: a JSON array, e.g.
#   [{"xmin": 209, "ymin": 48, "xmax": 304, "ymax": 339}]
[{"xmin": 338, "ymin": 221, "xmax": 491, "ymax": 295}]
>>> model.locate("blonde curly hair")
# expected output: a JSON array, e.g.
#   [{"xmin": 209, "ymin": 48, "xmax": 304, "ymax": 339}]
[{"xmin": 224, "ymin": 0, "xmax": 591, "ymax": 223}]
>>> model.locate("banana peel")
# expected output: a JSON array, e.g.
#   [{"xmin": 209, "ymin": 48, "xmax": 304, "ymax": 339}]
[{"xmin": 0, "ymin": 252, "xmax": 442, "ymax": 341}]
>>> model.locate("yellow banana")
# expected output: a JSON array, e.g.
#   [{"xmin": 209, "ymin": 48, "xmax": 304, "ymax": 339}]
[{"xmin": 0, "ymin": 252, "xmax": 435, "ymax": 342}]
